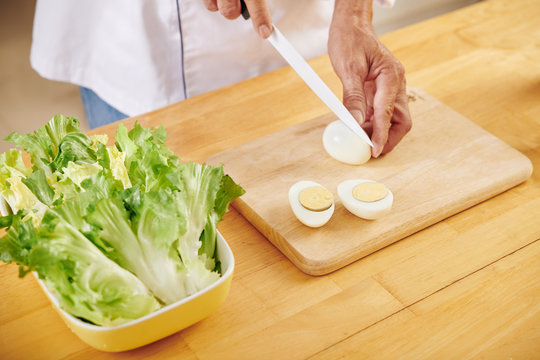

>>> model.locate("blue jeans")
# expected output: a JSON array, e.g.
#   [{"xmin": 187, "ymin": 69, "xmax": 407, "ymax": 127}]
[{"xmin": 79, "ymin": 87, "xmax": 128, "ymax": 129}]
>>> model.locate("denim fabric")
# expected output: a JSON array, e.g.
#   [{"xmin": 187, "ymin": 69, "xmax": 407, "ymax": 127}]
[{"xmin": 79, "ymin": 87, "xmax": 128, "ymax": 129}]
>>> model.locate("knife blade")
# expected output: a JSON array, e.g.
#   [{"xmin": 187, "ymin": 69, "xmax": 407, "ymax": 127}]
[
  {"xmin": 267, "ymin": 26, "xmax": 373, "ymax": 147},
  {"xmin": 238, "ymin": 1, "xmax": 373, "ymax": 147}
]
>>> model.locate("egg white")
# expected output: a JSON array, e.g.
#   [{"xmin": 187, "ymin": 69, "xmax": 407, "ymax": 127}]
[
  {"xmin": 289, "ymin": 180, "xmax": 334, "ymax": 228},
  {"xmin": 337, "ymin": 179, "xmax": 393, "ymax": 220},
  {"xmin": 322, "ymin": 120, "xmax": 371, "ymax": 165}
]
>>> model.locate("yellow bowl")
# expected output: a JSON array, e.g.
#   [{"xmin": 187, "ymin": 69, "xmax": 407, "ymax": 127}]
[{"xmin": 35, "ymin": 231, "xmax": 234, "ymax": 352}]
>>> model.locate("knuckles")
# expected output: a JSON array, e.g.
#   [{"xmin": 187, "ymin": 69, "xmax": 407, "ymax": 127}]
[
  {"xmin": 383, "ymin": 103, "xmax": 395, "ymax": 123},
  {"xmin": 343, "ymin": 89, "xmax": 367, "ymax": 104},
  {"xmin": 385, "ymin": 59, "xmax": 405, "ymax": 83},
  {"xmin": 219, "ymin": 3, "xmax": 240, "ymax": 19},
  {"xmin": 204, "ymin": 0, "xmax": 218, "ymax": 11},
  {"xmin": 394, "ymin": 61, "xmax": 405, "ymax": 79}
]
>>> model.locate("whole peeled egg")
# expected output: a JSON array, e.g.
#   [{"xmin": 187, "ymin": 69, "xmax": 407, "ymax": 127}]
[
  {"xmin": 289, "ymin": 180, "xmax": 334, "ymax": 227},
  {"xmin": 322, "ymin": 120, "xmax": 371, "ymax": 165},
  {"xmin": 337, "ymin": 179, "xmax": 393, "ymax": 220}
]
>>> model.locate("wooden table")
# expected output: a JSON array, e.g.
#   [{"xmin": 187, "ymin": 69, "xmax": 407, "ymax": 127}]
[{"xmin": 1, "ymin": 0, "xmax": 539, "ymax": 358}]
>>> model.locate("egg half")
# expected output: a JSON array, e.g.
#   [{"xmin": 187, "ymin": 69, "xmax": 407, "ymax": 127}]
[
  {"xmin": 289, "ymin": 181, "xmax": 334, "ymax": 228},
  {"xmin": 337, "ymin": 179, "xmax": 393, "ymax": 220},
  {"xmin": 322, "ymin": 120, "xmax": 371, "ymax": 165}
]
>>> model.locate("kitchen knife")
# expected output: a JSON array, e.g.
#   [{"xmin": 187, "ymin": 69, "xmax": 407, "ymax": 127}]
[{"xmin": 239, "ymin": 1, "xmax": 373, "ymax": 147}]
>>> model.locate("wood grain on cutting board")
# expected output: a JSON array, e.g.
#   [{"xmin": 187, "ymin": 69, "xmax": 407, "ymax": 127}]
[{"xmin": 206, "ymin": 88, "xmax": 532, "ymax": 275}]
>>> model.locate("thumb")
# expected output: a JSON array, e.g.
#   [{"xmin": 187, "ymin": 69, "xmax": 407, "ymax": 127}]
[
  {"xmin": 341, "ymin": 78, "xmax": 367, "ymax": 126},
  {"xmin": 244, "ymin": 0, "xmax": 273, "ymax": 39}
]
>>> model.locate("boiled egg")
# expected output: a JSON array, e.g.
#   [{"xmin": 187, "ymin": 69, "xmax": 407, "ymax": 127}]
[
  {"xmin": 289, "ymin": 181, "xmax": 334, "ymax": 227},
  {"xmin": 337, "ymin": 179, "xmax": 393, "ymax": 220},
  {"xmin": 322, "ymin": 120, "xmax": 371, "ymax": 165}
]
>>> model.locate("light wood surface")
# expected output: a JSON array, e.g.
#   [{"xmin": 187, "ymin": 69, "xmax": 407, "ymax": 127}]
[
  {"xmin": 206, "ymin": 88, "xmax": 532, "ymax": 275},
  {"xmin": 1, "ymin": 0, "xmax": 539, "ymax": 358}
]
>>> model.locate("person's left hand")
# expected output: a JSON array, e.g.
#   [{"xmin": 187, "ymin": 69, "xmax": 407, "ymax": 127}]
[
  {"xmin": 203, "ymin": 0, "xmax": 273, "ymax": 38},
  {"xmin": 328, "ymin": 2, "xmax": 412, "ymax": 158}
]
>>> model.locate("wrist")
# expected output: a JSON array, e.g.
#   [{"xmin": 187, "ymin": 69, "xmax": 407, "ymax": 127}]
[{"xmin": 333, "ymin": 0, "xmax": 373, "ymax": 25}]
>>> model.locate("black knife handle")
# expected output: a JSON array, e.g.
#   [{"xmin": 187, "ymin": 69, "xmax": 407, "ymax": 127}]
[{"xmin": 240, "ymin": 0, "xmax": 250, "ymax": 20}]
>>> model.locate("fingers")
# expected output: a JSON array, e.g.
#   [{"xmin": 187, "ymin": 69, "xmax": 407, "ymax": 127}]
[
  {"xmin": 370, "ymin": 64, "xmax": 402, "ymax": 157},
  {"xmin": 244, "ymin": 0, "xmax": 273, "ymax": 38},
  {"xmin": 364, "ymin": 80, "xmax": 376, "ymax": 124},
  {"xmin": 336, "ymin": 60, "xmax": 370, "ymax": 127},
  {"xmin": 342, "ymin": 76, "xmax": 368, "ymax": 127},
  {"xmin": 216, "ymin": 0, "xmax": 242, "ymax": 19},
  {"xmin": 204, "ymin": 0, "xmax": 272, "ymax": 39},
  {"xmin": 381, "ymin": 85, "xmax": 412, "ymax": 154},
  {"xmin": 203, "ymin": 0, "xmax": 218, "ymax": 11}
]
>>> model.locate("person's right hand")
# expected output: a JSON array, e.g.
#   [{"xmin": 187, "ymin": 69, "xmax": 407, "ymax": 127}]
[
  {"xmin": 203, "ymin": 0, "xmax": 273, "ymax": 38},
  {"xmin": 328, "ymin": 0, "xmax": 412, "ymax": 157}
]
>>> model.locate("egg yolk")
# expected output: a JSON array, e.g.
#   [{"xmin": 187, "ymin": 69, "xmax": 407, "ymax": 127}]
[
  {"xmin": 352, "ymin": 182, "xmax": 388, "ymax": 202},
  {"xmin": 299, "ymin": 186, "xmax": 334, "ymax": 211}
]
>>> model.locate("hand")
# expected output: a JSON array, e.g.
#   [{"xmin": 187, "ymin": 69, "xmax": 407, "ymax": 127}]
[
  {"xmin": 328, "ymin": 0, "xmax": 412, "ymax": 157},
  {"xmin": 203, "ymin": 0, "xmax": 273, "ymax": 38}
]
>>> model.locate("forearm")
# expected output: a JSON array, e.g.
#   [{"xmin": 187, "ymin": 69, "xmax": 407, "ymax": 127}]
[{"xmin": 333, "ymin": 0, "xmax": 373, "ymax": 26}]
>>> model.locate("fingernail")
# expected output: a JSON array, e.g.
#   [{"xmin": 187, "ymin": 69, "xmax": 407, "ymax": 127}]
[
  {"xmin": 258, "ymin": 24, "xmax": 272, "ymax": 39},
  {"xmin": 372, "ymin": 145, "xmax": 383, "ymax": 158},
  {"xmin": 350, "ymin": 110, "xmax": 365, "ymax": 125}
]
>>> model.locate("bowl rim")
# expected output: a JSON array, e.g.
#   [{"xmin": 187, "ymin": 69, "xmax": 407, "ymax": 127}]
[{"xmin": 35, "ymin": 230, "xmax": 235, "ymax": 331}]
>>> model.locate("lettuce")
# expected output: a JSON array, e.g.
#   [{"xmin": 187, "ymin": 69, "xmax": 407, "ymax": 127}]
[
  {"xmin": 0, "ymin": 150, "xmax": 48, "ymax": 226},
  {"xmin": 0, "ymin": 116, "xmax": 244, "ymax": 326},
  {"xmin": 0, "ymin": 210, "xmax": 161, "ymax": 326},
  {"xmin": 86, "ymin": 191, "xmax": 192, "ymax": 303},
  {"xmin": 4, "ymin": 115, "xmax": 81, "ymax": 176}
]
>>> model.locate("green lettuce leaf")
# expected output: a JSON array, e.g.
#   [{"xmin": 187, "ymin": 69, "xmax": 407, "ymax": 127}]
[
  {"xmin": 199, "ymin": 174, "xmax": 246, "ymax": 270},
  {"xmin": 5, "ymin": 115, "xmax": 80, "ymax": 175},
  {"xmin": 0, "ymin": 210, "xmax": 161, "ymax": 326},
  {"xmin": 85, "ymin": 191, "xmax": 192, "ymax": 304},
  {"xmin": 1, "ymin": 116, "xmax": 245, "ymax": 323},
  {"xmin": 21, "ymin": 169, "xmax": 55, "ymax": 207}
]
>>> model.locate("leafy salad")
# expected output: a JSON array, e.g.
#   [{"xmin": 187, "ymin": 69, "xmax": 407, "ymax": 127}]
[{"xmin": 0, "ymin": 115, "xmax": 244, "ymax": 326}]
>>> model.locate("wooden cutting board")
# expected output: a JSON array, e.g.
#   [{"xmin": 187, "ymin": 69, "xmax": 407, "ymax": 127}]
[{"xmin": 206, "ymin": 88, "xmax": 533, "ymax": 275}]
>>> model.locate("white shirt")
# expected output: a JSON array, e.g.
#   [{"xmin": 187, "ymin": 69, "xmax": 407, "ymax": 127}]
[{"xmin": 31, "ymin": 0, "xmax": 394, "ymax": 117}]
